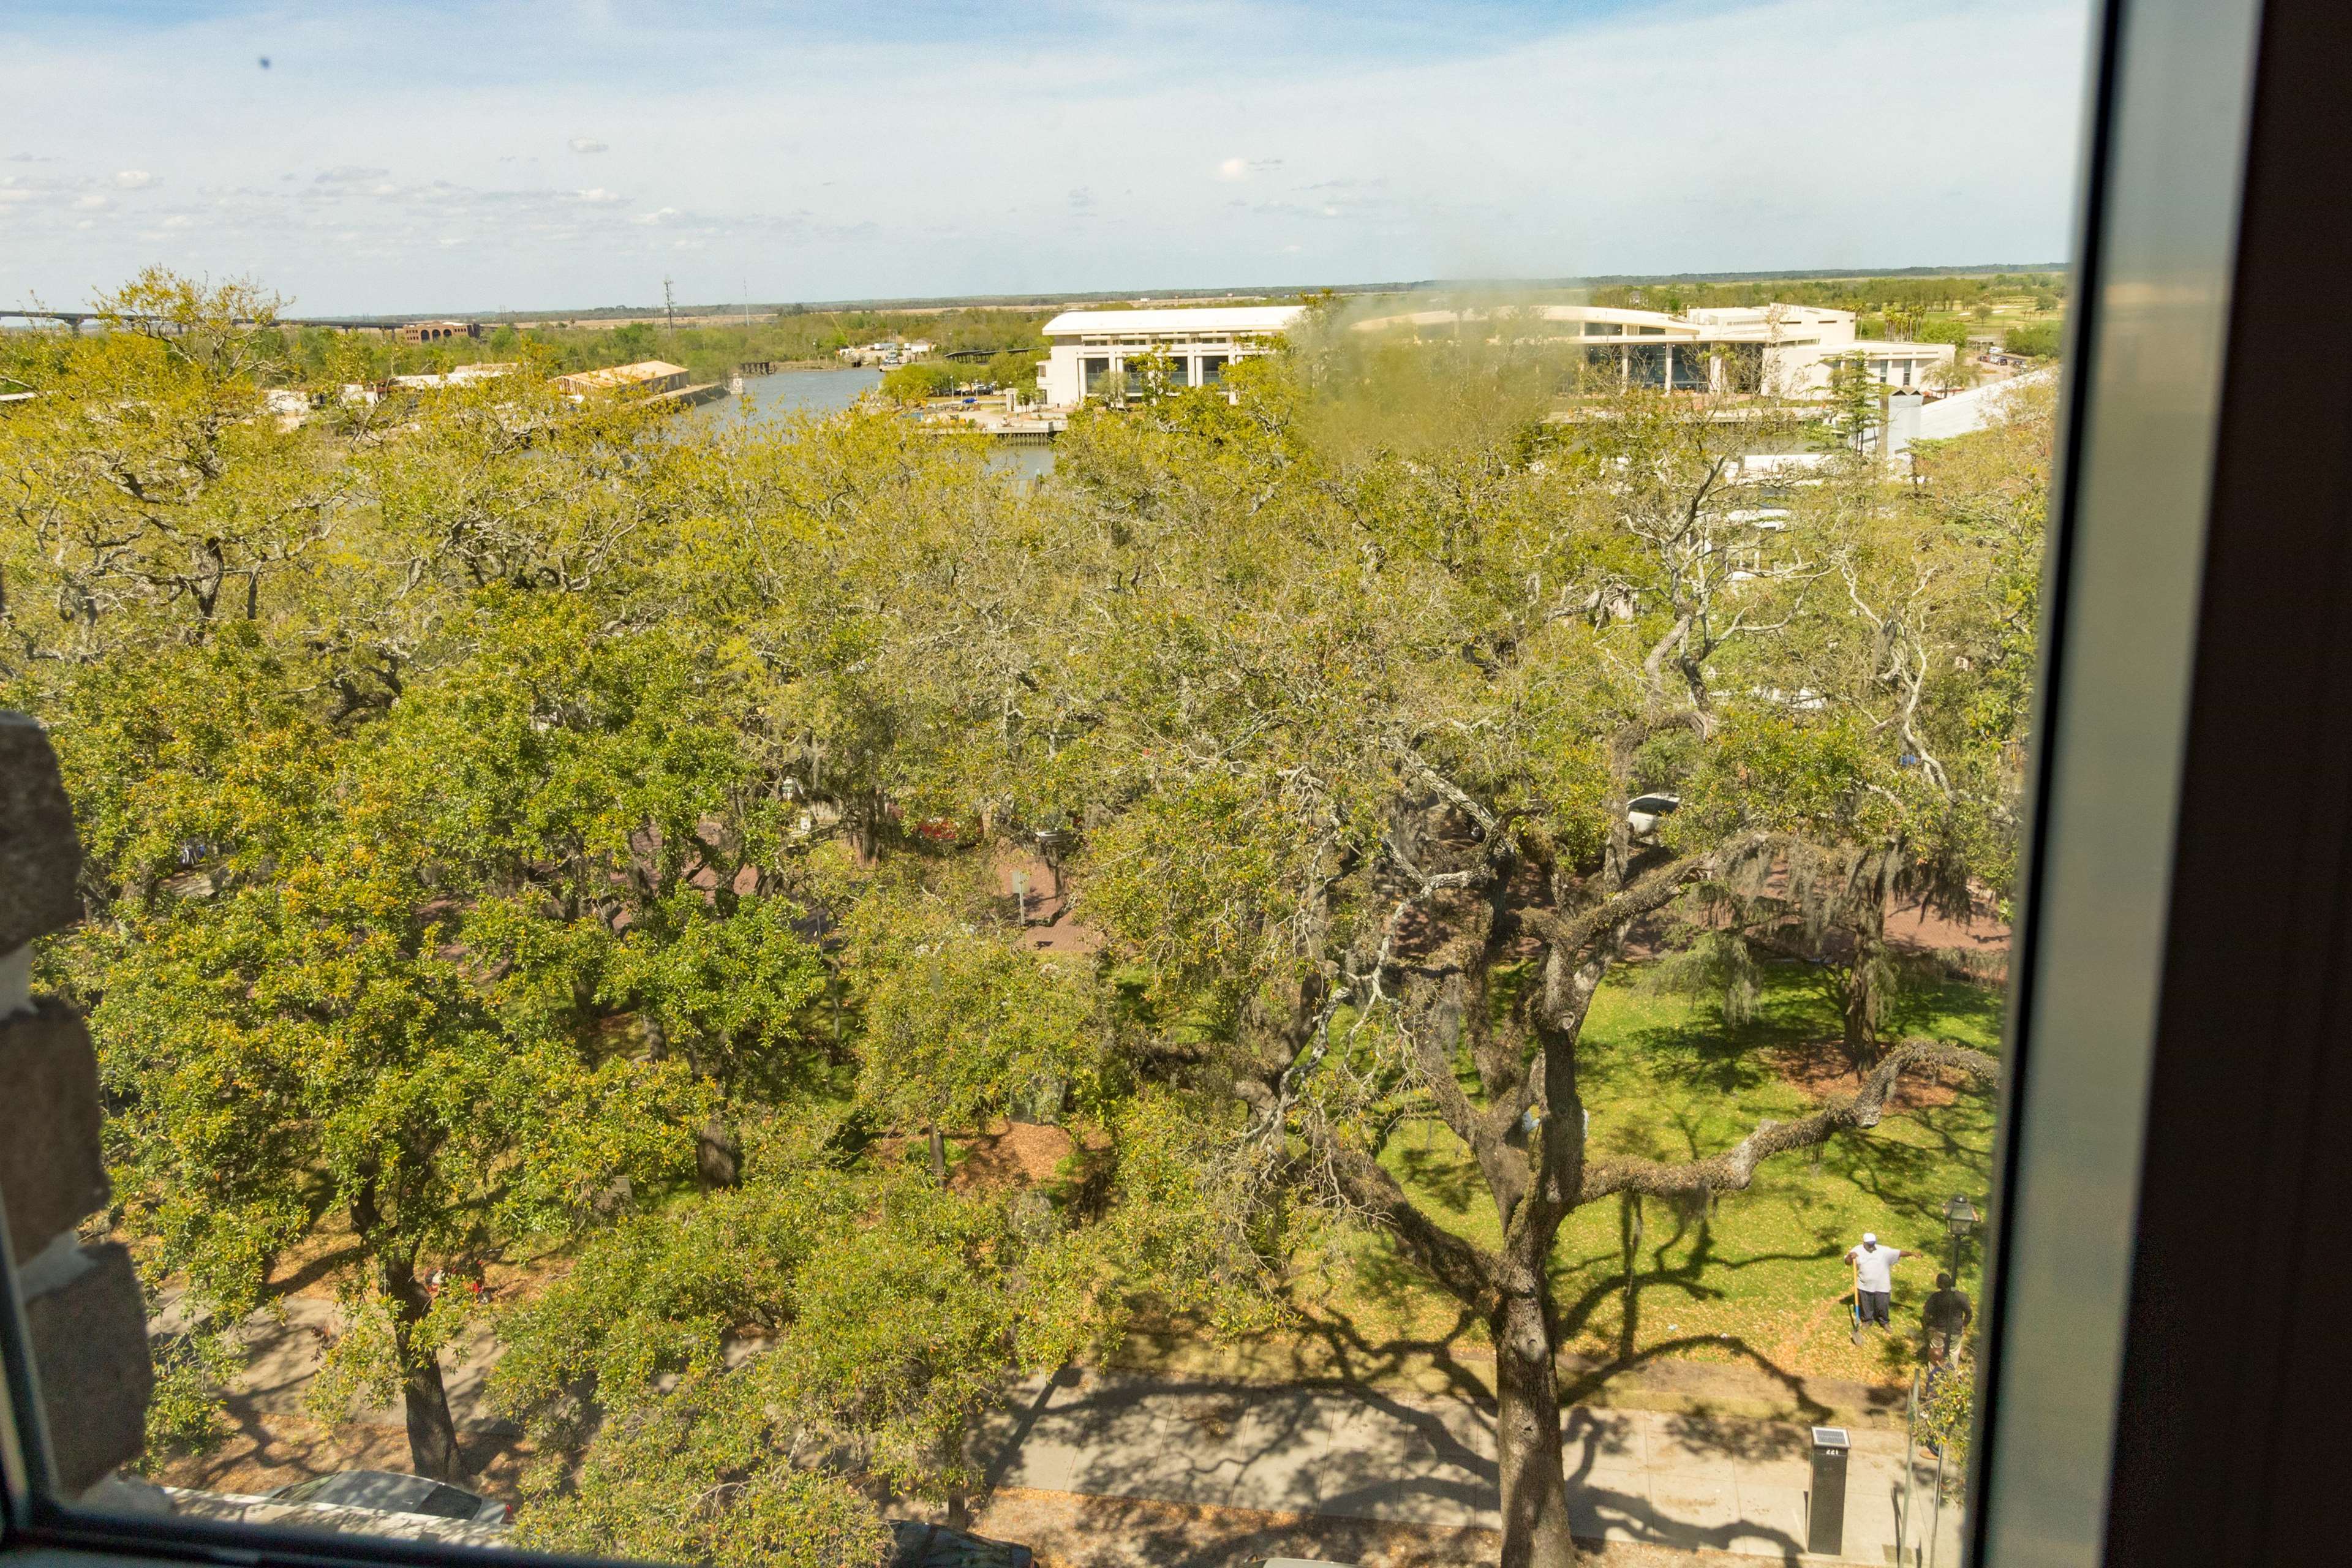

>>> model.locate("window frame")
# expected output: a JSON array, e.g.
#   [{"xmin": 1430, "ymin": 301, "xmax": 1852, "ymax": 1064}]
[{"xmin": 6, "ymin": 4, "xmax": 2345, "ymax": 1567}]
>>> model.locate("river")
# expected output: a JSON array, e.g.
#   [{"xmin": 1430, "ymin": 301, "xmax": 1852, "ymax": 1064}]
[
  {"xmin": 688, "ymin": 366, "xmax": 881, "ymax": 426},
  {"xmin": 684, "ymin": 366, "xmax": 1055, "ymax": 480}
]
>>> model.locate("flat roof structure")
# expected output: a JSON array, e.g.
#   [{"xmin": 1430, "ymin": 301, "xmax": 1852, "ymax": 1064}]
[
  {"xmin": 550, "ymin": 360, "xmax": 692, "ymax": 397},
  {"xmin": 1350, "ymin": 303, "xmax": 1954, "ymax": 398},
  {"xmin": 1042, "ymin": 306, "xmax": 1305, "ymax": 339},
  {"xmin": 1038, "ymin": 306, "xmax": 1305, "ymax": 406}
]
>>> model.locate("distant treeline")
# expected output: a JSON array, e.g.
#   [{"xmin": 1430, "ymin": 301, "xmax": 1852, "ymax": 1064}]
[
  {"xmin": 1587, "ymin": 271, "xmax": 2067, "ymax": 315},
  {"xmin": 237, "ymin": 273, "xmax": 2063, "ymax": 388},
  {"xmin": 253, "ymin": 307, "xmax": 1057, "ymax": 388}
]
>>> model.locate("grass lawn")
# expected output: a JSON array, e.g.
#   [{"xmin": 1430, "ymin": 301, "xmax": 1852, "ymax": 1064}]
[{"xmin": 1283, "ymin": 962, "xmax": 2004, "ymax": 1390}]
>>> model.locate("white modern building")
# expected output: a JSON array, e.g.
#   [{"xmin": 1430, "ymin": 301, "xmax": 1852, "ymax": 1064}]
[
  {"xmin": 1038, "ymin": 306, "xmax": 1305, "ymax": 407},
  {"xmin": 1351, "ymin": 303, "xmax": 1954, "ymax": 397}
]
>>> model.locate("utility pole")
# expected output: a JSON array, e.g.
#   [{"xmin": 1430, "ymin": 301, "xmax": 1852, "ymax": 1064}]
[{"xmin": 663, "ymin": 276, "xmax": 676, "ymax": 330}]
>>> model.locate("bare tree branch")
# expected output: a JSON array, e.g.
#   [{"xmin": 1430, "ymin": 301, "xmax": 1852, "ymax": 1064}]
[
  {"xmin": 1578, "ymin": 1036, "xmax": 1998, "ymax": 1203},
  {"xmin": 1523, "ymin": 832, "xmax": 1776, "ymax": 959},
  {"xmin": 1315, "ymin": 1138, "xmax": 1500, "ymax": 1309}
]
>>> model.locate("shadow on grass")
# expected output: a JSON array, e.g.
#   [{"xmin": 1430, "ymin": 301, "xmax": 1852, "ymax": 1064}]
[
  {"xmin": 1881, "ymin": 975, "xmax": 2008, "ymax": 1045},
  {"xmin": 1387, "ymin": 1139, "xmax": 1488, "ymax": 1223}
]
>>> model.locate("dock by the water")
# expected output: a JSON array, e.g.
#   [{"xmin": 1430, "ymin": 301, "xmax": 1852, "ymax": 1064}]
[{"xmin": 922, "ymin": 407, "xmax": 1068, "ymax": 444}]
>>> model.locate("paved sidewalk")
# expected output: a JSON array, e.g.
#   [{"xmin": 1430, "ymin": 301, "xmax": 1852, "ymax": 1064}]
[{"xmin": 976, "ymin": 1371, "xmax": 1965, "ymax": 1564}]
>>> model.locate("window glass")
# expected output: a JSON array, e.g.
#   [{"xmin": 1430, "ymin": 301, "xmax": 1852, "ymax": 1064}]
[
  {"xmin": 0, "ymin": 4, "xmax": 2089, "ymax": 1568},
  {"xmin": 419, "ymin": 1484, "xmax": 491, "ymax": 1521}
]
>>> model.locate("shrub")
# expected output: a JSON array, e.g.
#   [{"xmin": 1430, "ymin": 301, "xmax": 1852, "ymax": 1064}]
[{"xmin": 2003, "ymin": 320, "xmax": 2064, "ymax": 358}]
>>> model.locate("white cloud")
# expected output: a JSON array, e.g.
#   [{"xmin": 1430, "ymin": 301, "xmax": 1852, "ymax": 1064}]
[
  {"xmin": 0, "ymin": 0, "xmax": 2089, "ymax": 312},
  {"xmin": 315, "ymin": 165, "xmax": 390, "ymax": 183},
  {"xmin": 74, "ymin": 194, "xmax": 110, "ymax": 210},
  {"xmin": 113, "ymin": 170, "xmax": 156, "ymax": 189},
  {"xmin": 569, "ymin": 138, "xmax": 608, "ymax": 153}
]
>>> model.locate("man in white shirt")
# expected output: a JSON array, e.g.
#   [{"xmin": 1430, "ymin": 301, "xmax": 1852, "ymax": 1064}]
[{"xmin": 1845, "ymin": 1232, "xmax": 1910, "ymax": 1330}]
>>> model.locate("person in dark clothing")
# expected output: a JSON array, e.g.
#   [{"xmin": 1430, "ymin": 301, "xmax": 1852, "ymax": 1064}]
[{"xmin": 1921, "ymin": 1272, "xmax": 1973, "ymax": 1363}]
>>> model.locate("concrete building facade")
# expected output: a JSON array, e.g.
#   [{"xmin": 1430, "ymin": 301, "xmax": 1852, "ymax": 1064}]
[
  {"xmin": 1352, "ymin": 303, "xmax": 1955, "ymax": 397},
  {"xmin": 1038, "ymin": 306, "xmax": 1304, "ymax": 407},
  {"xmin": 1038, "ymin": 301, "xmax": 1956, "ymax": 408}
]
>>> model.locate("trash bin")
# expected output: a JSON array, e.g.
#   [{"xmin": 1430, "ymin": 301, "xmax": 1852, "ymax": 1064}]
[{"xmin": 1808, "ymin": 1425, "xmax": 1850, "ymax": 1556}]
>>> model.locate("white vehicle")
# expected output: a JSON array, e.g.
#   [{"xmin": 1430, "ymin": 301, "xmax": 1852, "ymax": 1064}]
[
  {"xmin": 263, "ymin": 1472, "xmax": 510, "ymax": 1525},
  {"xmin": 1627, "ymin": 793, "xmax": 1681, "ymax": 836}
]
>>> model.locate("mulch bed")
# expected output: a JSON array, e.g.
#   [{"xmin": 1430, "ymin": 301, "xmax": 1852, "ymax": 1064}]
[{"xmin": 1766, "ymin": 1039, "xmax": 1973, "ymax": 1109}]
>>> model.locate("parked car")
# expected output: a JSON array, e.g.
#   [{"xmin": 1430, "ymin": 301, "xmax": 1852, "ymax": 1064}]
[
  {"xmin": 1627, "ymin": 791, "xmax": 1681, "ymax": 837},
  {"xmin": 263, "ymin": 1471, "xmax": 511, "ymax": 1525},
  {"xmin": 886, "ymin": 1520, "xmax": 1032, "ymax": 1568}
]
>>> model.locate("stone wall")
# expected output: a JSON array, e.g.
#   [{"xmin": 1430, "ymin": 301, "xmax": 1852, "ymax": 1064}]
[{"xmin": 1, "ymin": 710, "xmax": 156, "ymax": 1494}]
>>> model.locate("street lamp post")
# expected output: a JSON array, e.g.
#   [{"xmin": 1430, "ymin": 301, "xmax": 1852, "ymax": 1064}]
[{"xmin": 1942, "ymin": 1194, "xmax": 1979, "ymax": 1279}]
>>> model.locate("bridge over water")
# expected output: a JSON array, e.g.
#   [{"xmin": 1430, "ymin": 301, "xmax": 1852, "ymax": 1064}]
[{"xmin": 2, "ymin": 307, "xmax": 424, "ymax": 331}]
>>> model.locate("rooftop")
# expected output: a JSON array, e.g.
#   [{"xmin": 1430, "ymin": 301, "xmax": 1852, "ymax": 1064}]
[
  {"xmin": 1043, "ymin": 306, "xmax": 1306, "ymax": 338},
  {"xmin": 1349, "ymin": 303, "xmax": 1858, "ymax": 342},
  {"xmin": 554, "ymin": 360, "xmax": 690, "ymax": 390}
]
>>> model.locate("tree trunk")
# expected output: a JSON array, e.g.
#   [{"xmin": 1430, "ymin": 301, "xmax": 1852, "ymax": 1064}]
[
  {"xmin": 382, "ymin": 1259, "xmax": 466, "ymax": 1480},
  {"xmin": 928, "ymin": 1123, "xmax": 948, "ymax": 1182},
  {"xmin": 1618, "ymin": 1193, "xmax": 1644, "ymax": 1359},
  {"xmin": 696, "ymin": 1115, "xmax": 742, "ymax": 1188},
  {"xmin": 1841, "ymin": 904, "xmax": 1888, "ymax": 1074},
  {"xmin": 399, "ymin": 1351, "xmax": 465, "ymax": 1482},
  {"xmin": 849, "ymin": 791, "xmax": 884, "ymax": 867},
  {"xmin": 1492, "ymin": 1289, "xmax": 1578, "ymax": 1568},
  {"xmin": 1841, "ymin": 960, "xmax": 1875, "ymax": 1072}
]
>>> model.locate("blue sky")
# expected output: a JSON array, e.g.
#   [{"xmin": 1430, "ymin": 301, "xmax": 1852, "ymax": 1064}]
[{"xmin": 3, "ymin": 0, "xmax": 2092, "ymax": 315}]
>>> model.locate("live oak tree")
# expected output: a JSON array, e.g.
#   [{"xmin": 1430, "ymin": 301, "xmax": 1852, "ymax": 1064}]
[
  {"xmin": 46, "ymin": 628, "xmax": 731, "ymax": 1479},
  {"xmin": 998, "ymin": 347, "xmax": 2019, "ymax": 1568},
  {"xmin": 4, "ymin": 282, "xmax": 850, "ymax": 1480},
  {"xmin": 0, "ymin": 271, "xmax": 344, "ymax": 667},
  {"xmin": 6, "ymin": 274, "xmax": 2037, "ymax": 1560},
  {"xmin": 846, "ymin": 885, "xmax": 1101, "ymax": 1178},
  {"xmin": 490, "ymin": 1101, "xmax": 1272, "ymax": 1566}
]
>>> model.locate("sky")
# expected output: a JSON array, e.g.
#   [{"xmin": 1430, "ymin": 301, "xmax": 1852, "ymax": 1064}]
[{"xmin": 2, "ymin": 0, "xmax": 2094, "ymax": 317}]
